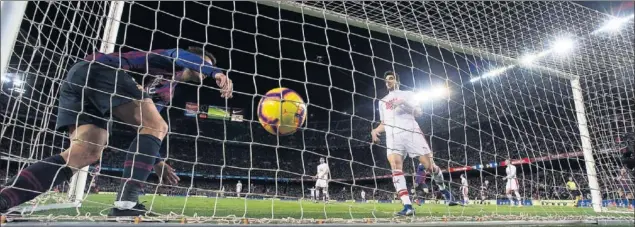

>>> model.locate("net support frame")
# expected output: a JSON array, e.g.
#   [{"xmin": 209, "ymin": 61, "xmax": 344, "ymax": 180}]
[
  {"xmin": 254, "ymin": 0, "xmax": 614, "ymax": 214},
  {"xmin": 66, "ymin": 0, "xmax": 125, "ymax": 205},
  {"xmin": 0, "ymin": 1, "xmax": 28, "ymax": 77},
  {"xmin": 570, "ymin": 78, "xmax": 602, "ymax": 213}
]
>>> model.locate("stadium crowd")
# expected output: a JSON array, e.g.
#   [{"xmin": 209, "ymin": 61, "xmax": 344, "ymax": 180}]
[{"xmin": 0, "ymin": 112, "xmax": 632, "ymax": 203}]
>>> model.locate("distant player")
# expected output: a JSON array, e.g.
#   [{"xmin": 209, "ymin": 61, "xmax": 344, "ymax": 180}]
[
  {"xmin": 236, "ymin": 181, "xmax": 242, "ymax": 197},
  {"xmin": 460, "ymin": 174, "xmax": 469, "ymax": 205},
  {"xmin": 618, "ymin": 167, "xmax": 633, "ymax": 199},
  {"xmin": 480, "ymin": 180, "xmax": 489, "ymax": 204},
  {"xmin": 315, "ymin": 158, "xmax": 330, "ymax": 202},
  {"xmin": 361, "ymin": 190, "xmax": 366, "ymax": 202},
  {"xmin": 371, "ymin": 71, "xmax": 458, "ymax": 216},
  {"xmin": 566, "ymin": 177, "xmax": 580, "ymax": 207},
  {"xmin": 309, "ymin": 187, "xmax": 317, "ymax": 202},
  {"xmin": 504, "ymin": 159, "xmax": 522, "ymax": 206},
  {"xmin": 220, "ymin": 186, "xmax": 226, "ymax": 198},
  {"xmin": 0, "ymin": 47, "xmax": 232, "ymax": 214}
]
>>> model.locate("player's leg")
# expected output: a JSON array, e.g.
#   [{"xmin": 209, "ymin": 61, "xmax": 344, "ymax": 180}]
[
  {"xmin": 410, "ymin": 137, "xmax": 456, "ymax": 205},
  {"xmin": 505, "ymin": 180, "xmax": 514, "ymax": 206},
  {"xmin": 0, "ymin": 62, "xmax": 111, "ymax": 211},
  {"xmin": 0, "ymin": 125, "xmax": 107, "ymax": 211},
  {"xmin": 322, "ymin": 187, "xmax": 329, "ymax": 202},
  {"xmin": 81, "ymin": 67, "xmax": 168, "ymax": 215},
  {"xmin": 387, "ymin": 150, "xmax": 414, "ymax": 216},
  {"xmin": 110, "ymin": 98, "xmax": 167, "ymax": 215},
  {"xmin": 463, "ymin": 187, "xmax": 469, "ymax": 204},
  {"xmin": 513, "ymin": 180, "xmax": 522, "ymax": 206}
]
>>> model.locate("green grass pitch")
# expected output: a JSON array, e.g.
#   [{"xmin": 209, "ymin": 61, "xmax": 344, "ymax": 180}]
[{"xmin": 30, "ymin": 194, "xmax": 618, "ymax": 220}]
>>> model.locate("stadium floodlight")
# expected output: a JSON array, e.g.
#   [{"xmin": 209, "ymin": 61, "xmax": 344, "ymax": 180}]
[
  {"xmin": 10, "ymin": 87, "xmax": 25, "ymax": 94},
  {"xmin": 595, "ymin": 14, "xmax": 635, "ymax": 34},
  {"xmin": 520, "ymin": 54, "xmax": 537, "ymax": 66},
  {"xmin": 12, "ymin": 77, "xmax": 23, "ymax": 86},
  {"xmin": 470, "ymin": 65, "xmax": 516, "ymax": 83},
  {"xmin": 414, "ymin": 85, "xmax": 450, "ymax": 103},
  {"xmin": 551, "ymin": 37, "xmax": 575, "ymax": 55}
]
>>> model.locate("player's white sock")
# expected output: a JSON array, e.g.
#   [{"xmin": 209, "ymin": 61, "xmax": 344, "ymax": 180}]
[
  {"xmin": 392, "ymin": 170, "xmax": 411, "ymax": 205},
  {"xmin": 514, "ymin": 191, "xmax": 522, "ymax": 204},
  {"xmin": 324, "ymin": 191, "xmax": 329, "ymax": 201},
  {"xmin": 506, "ymin": 193, "xmax": 513, "ymax": 205}
]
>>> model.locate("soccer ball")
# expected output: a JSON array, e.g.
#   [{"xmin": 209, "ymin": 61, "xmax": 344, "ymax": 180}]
[{"xmin": 257, "ymin": 87, "xmax": 307, "ymax": 136}]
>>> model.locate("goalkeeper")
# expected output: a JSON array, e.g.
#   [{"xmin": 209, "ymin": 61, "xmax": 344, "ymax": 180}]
[{"xmin": 0, "ymin": 47, "xmax": 233, "ymax": 216}]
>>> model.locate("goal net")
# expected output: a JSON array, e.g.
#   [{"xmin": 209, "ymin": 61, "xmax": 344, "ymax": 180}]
[{"xmin": 1, "ymin": 0, "xmax": 633, "ymax": 225}]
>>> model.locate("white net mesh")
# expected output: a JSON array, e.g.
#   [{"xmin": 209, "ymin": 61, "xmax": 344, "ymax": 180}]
[{"xmin": 0, "ymin": 0, "xmax": 634, "ymax": 225}]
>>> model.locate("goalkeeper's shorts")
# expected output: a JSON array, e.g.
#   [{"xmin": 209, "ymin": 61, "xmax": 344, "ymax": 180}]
[{"xmin": 56, "ymin": 61, "xmax": 149, "ymax": 132}]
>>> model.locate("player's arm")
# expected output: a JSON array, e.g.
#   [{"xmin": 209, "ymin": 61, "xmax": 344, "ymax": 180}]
[
  {"xmin": 390, "ymin": 91, "xmax": 422, "ymax": 116},
  {"xmin": 156, "ymin": 48, "xmax": 223, "ymax": 78},
  {"xmin": 154, "ymin": 160, "xmax": 180, "ymax": 185},
  {"xmin": 155, "ymin": 49, "xmax": 233, "ymax": 97},
  {"xmin": 372, "ymin": 102, "xmax": 385, "ymax": 143},
  {"xmin": 371, "ymin": 123, "xmax": 384, "ymax": 143}
]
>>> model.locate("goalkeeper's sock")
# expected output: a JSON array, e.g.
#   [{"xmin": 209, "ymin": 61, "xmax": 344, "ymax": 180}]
[
  {"xmin": 115, "ymin": 134, "xmax": 161, "ymax": 208},
  {"xmin": 0, "ymin": 155, "xmax": 73, "ymax": 209},
  {"xmin": 506, "ymin": 194, "xmax": 514, "ymax": 205},
  {"xmin": 392, "ymin": 170, "xmax": 411, "ymax": 205}
]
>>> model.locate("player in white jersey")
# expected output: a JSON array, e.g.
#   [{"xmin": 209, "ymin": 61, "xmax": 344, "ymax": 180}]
[
  {"xmin": 371, "ymin": 71, "xmax": 458, "ymax": 216},
  {"xmin": 309, "ymin": 187, "xmax": 317, "ymax": 202},
  {"xmin": 236, "ymin": 181, "xmax": 242, "ymax": 197},
  {"xmin": 360, "ymin": 190, "xmax": 366, "ymax": 202},
  {"xmin": 479, "ymin": 180, "xmax": 489, "ymax": 204},
  {"xmin": 460, "ymin": 174, "xmax": 469, "ymax": 205},
  {"xmin": 315, "ymin": 158, "xmax": 330, "ymax": 202},
  {"xmin": 504, "ymin": 159, "xmax": 522, "ymax": 206}
]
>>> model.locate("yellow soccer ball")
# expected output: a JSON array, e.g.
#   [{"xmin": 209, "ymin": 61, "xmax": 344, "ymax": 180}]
[{"xmin": 257, "ymin": 87, "xmax": 307, "ymax": 136}]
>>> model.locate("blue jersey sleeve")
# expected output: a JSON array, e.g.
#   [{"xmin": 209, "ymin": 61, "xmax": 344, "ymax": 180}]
[{"xmin": 157, "ymin": 48, "xmax": 222, "ymax": 78}]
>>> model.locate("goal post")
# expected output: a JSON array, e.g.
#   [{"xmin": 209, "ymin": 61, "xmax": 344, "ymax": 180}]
[
  {"xmin": 66, "ymin": 0, "xmax": 125, "ymax": 207},
  {"xmin": 0, "ymin": 1, "xmax": 28, "ymax": 80},
  {"xmin": 570, "ymin": 78, "xmax": 602, "ymax": 212}
]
